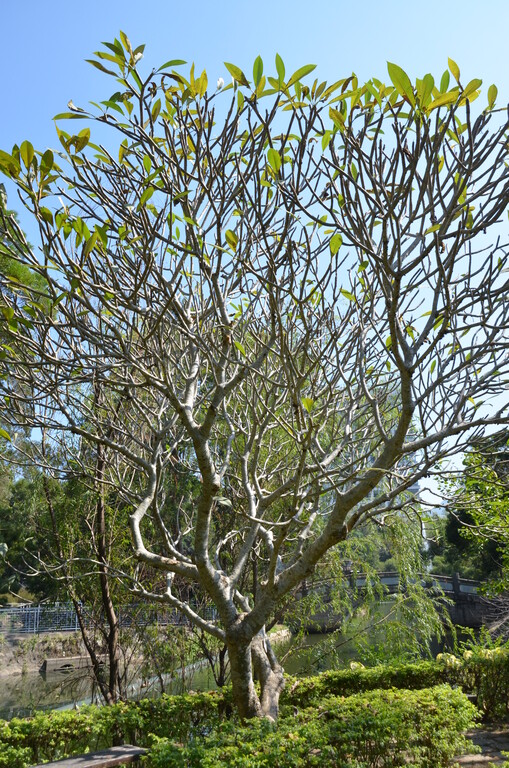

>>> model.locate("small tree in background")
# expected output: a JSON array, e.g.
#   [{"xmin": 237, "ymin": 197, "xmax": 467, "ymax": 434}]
[{"xmin": 0, "ymin": 35, "xmax": 508, "ymax": 717}]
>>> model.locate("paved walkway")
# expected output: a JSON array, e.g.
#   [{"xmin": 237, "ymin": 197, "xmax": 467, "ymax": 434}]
[{"xmin": 457, "ymin": 726, "xmax": 509, "ymax": 766}]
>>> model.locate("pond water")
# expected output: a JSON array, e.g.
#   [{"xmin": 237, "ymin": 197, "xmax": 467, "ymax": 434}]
[{"xmin": 0, "ymin": 626, "xmax": 458, "ymax": 720}]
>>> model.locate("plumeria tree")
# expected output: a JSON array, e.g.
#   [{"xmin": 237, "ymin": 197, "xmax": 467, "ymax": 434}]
[{"xmin": 0, "ymin": 34, "xmax": 508, "ymax": 718}]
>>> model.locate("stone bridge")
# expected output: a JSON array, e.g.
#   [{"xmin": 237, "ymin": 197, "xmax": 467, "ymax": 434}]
[{"xmin": 296, "ymin": 572, "xmax": 488, "ymax": 633}]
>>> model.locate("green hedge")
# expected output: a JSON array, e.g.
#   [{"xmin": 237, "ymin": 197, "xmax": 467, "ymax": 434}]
[
  {"xmin": 0, "ymin": 690, "xmax": 231, "ymax": 768},
  {"xmin": 283, "ymin": 650, "xmax": 509, "ymax": 720},
  {"xmin": 281, "ymin": 661, "xmax": 449, "ymax": 708},
  {"xmin": 148, "ymin": 685, "xmax": 478, "ymax": 768},
  {"xmin": 4, "ymin": 650, "xmax": 509, "ymax": 767}
]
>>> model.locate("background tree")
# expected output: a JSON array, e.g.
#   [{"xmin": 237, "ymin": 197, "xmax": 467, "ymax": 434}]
[
  {"xmin": 428, "ymin": 431, "xmax": 509, "ymax": 582},
  {"xmin": 0, "ymin": 36, "xmax": 508, "ymax": 718}
]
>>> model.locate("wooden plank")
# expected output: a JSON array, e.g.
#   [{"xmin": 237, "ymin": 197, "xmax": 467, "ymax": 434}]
[{"xmin": 31, "ymin": 744, "xmax": 147, "ymax": 768}]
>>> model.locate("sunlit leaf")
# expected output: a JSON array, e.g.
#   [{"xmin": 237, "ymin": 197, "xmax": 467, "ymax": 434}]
[
  {"xmin": 234, "ymin": 340, "xmax": 246, "ymax": 356},
  {"xmin": 53, "ymin": 112, "xmax": 88, "ymax": 120},
  {"xmin": 86, "ymin": 59, "xmax": 117, "ymax": 76},
  {"xmin": 20, "ymin": 141, "xmax": 34, "ymax": 169},
  {"xmin": 387, "ymin": 62, "xmax": 415, "ymax": 105},
  {"xmin": 197, "ymin": 70, "xmax": 208, "ymax": 97},
  {"xmin": 321, "ymin": 131, "xmax": 332, "ymax": 151},
  {"xmin": 440, "ymin": 70, "xmax": 450, "ymax": 93},
  {"xmin": 73, "ymin": 128, "xmax": 90, "ymax": 152},
  {"xmin": 224, "ymin": 62, "xmax": 250, "ymax": 87},
  {"xmin": 267, "ymin": 148, "xmax": 282, "ymax": 172},
  {"xmin": 39, "ymin": 207, "xmax": 54, "ymax": 225},
  {"xmin": 301, "ymin": 397, "xmax": 315, "ymax": 413},
  {"xmin": 225, "ymin": 229, "xmax": 239, "ymax": 249},
  {"xmin": 487, "ymin": 83, "xmax": 498, "ymax": 109},
  {"xmin": 329, "ymin": 107, "xmax": 344, "ymax": 129},
  {"xmin": 157, "ymin": 59, "xmax": 187, "ymax": 72},
  {"xmin": 253, "ymin": 56, "xmax": 263, "ymax": 87},
  {"xmin": 426, "ymin": 90, "xmax": 458, "ymax": 112},
  {"xmin": 119, "ymin": 30, "xmax": 132, "ymax": 54},
  {"xmin": 40, "ymin": 149, "xmax": 54, "ymax": 177},
  {"xmin": 0, "ymin": 149, "xmax": 20, "ymax": 177},
  {"xmin": 461, "ymin": 78, "xmax": 482, "ymax": 100},
  {"xmin": 287, "ymin": 64, "xmax": 317, "ymax": 88},
  {"xmin": 139, "ymin": 186, "xmax": 155, "ymax": 206},
  {"xmin": 448, "ymin": 58, "xmax": 461, "ymax": 84},
  {"xmin": 275, "ymin": 53, "xmax": 285, "ymax": 84},
  {"xmin": 416, "ymin": 73, "xmax": 434, "ymax": 107},
  {"xmin": 330, "ymin": 233, "xmax": 343, "ymax": 255}
]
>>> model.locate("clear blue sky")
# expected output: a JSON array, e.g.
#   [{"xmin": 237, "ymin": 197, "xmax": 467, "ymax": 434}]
[{"xmin": 2, "ymin": 0, "xmax": 508, "ymax": 159}]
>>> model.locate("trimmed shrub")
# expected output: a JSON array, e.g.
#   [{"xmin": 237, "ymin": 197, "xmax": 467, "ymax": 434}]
[
  {"xmin": 282, "ymin": 661, "xmax": 449, "ymax": 708},
  {"xmin": 0, "ymin": 690, "xmax": 231, "ymax": 767},
  {"xmin": 148, "ymin": 685, "xmax": 478, "ymax": 768}
]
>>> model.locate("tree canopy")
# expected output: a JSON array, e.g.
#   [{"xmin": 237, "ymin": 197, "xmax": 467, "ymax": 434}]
[{"xmin": 0, "ymin": 34, "xmax": 508, "ymax": 717}]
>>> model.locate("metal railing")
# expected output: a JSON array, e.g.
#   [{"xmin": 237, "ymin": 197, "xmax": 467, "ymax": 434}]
[
  {"xmin": 0, "ymin": 602, "xmax": 218, "ymax": 635},
  {"xmin": 0, "ymin": 603, "xmax": 80, "ymax": 634}
]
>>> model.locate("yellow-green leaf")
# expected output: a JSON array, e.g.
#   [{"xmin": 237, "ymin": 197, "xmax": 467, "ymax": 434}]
[
  {"xmin": 224, "ymin": 62, "xmax": 249, "ymax": 87},
  {"xmin": 287, "ymin": 64, "xmax": 317, "ymax": 88},
  {"xmin": 253, "ymin": 56, "xmax": 263, "ymax": 87},
  {"xmin": 416, "ymin": 73, "xmax": 434, "ymax": 107},
  {"xmin": 440, "ymin": 70, "xmax": 450, "ymax": 93},
  {"xmin": 73, "ymin": 128, "xmax": 91, "ymax": 152},
  {"xmin": 139, "ymin": 186, "xmax": 155, "ymax": 206},
  {"xmin": 40, "ymin": 149, "xmax": 54, "ymax": 177},
  {"xmin": 329, "ymin": 107, "xmax": 344, "ymax": 129},
  {"xmin": 39, "ymin": 207, "xmax": 54, "ymax": 225},
  {"xmin": 321, "ymin": 131, "xmax": 332, "ymax": 151},
  {"xmin": 275, "ymin": 53, "xmax": 285, "ymax": 84},
  {"xmin": 387, "ymin": 62, "xmax": 415, "ymax": 106},
  {"xmin": 267, "ymin": 148, "xmax": 282, "ymax": 172},
  {"xmin": 151, "ymin": 98, "xmax": 161, "ymax": 121},
  {"xmin": 448, "ymin": 57, "xmax": 461, "ymax": 84},
  {"xmin": 488, "ymin": 84, "xmax": 498, "ymax": 109},
  {"xmin": 53, "ymin": 112, "xmax": 88, "ymax": 120},
  {"xmin": 426, "ymin": 90, "xmax": 459, "ymax": 113},
  {"xmin": 20, "ymin": 140, "xmax": 34, "ymax": 169},
  {"xmin": 330, "ymin": 233, "xmax": 343, "ymax": 255},
  {"xmin": 461, "ymin": 78, "xmax": 482, "ymax": 100},
  {"xmin": 225, "ymin": 229, "xmax": 238, "ymax": 250},
  {"xmin": 234, "ymin": 340, "xmax": 246, "ymax": 356},
  {"xmin": 301, "ymin": 397, "xmax": 315, "ymax": 413}
]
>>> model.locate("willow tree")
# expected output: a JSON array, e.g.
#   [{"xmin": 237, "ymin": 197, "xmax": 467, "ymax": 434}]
[{"xmin": 0, "ymin": 35, "xmax": 508, "ymax": 718}]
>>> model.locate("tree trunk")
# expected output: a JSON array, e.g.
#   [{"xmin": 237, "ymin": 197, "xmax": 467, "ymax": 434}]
[
  {"xmin": 227, "ymin": 631, "xmax": 285, "ymax": 720},
  {"xmin": 251, "ymin": 634, "xmax": 285, "ymax": 721}
]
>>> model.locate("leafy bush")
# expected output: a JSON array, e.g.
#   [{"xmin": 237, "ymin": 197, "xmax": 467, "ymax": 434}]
[
  {"xmin": 5, "ymin": 652, "xmax": 508, "ymax": 766},
  {"xmin": 282, "ymin": 661, "xmax": 449, "ymax": 708},
  {"xmin": 283, "ymin": 648, "xmax": 509, "ymax": 721},
  {"xmin": 451, "ymin": 646, "xmax": 509, "ymax": 720},
  {"xmin": 148, "ymin": 685, "xmax": 477, "ymax": 768},
  {"xmin": 0, "ymin": 690, "xmax": 231, "ymax": 767}
]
